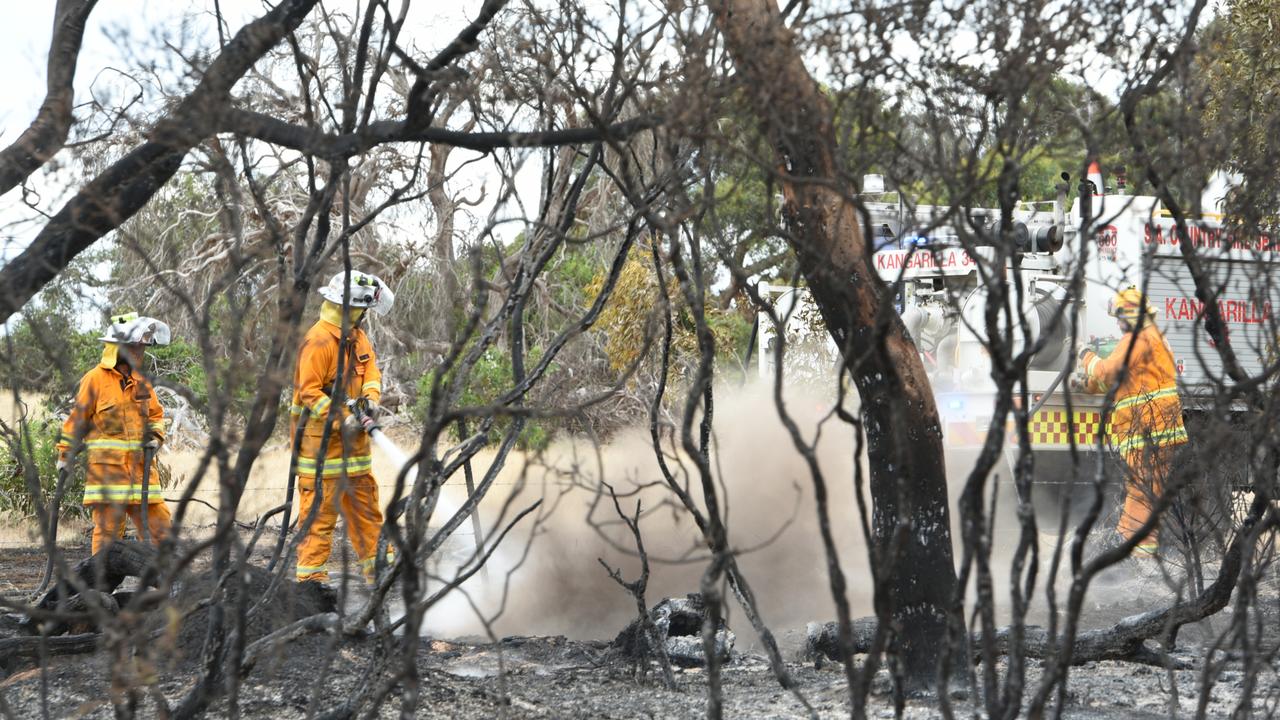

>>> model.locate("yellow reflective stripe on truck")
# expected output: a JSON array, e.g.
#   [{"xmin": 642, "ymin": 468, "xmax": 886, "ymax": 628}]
[{"xmin": 1025, "ymin": 410, "xmax": 1103, "ymax": 446}]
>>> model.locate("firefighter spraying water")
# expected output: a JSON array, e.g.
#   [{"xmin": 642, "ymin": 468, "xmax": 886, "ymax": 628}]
[{"xmin": 276, "ymin": 270, "xmax": 497, "ymax": 624}]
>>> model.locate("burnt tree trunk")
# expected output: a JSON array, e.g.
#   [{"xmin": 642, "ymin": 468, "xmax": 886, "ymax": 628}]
[{"xmin": 712, "ymin": 0, "xmax": 957, "ymax": 689}]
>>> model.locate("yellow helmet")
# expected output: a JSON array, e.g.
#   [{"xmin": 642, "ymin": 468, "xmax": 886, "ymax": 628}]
[{"xmin": 1108, "ymin": 286, "xmax": 1154, "ymax": 321}]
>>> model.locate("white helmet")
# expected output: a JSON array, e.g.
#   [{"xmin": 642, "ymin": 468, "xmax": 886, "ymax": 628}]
[
  {"xmin": 99, "ymin": 312, "xmax": 171, "ymax": 345},
  {"xmin": 318, "ymin": 270, "xmax": 395, "ymax": 316}
]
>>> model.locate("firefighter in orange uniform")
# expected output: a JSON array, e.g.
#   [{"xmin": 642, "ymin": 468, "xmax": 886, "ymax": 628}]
[
  {"xmin": 58, "ymin": 313, "xmax": 173, "ymax": 554},
  {"xmin": 1078, "ymin": 286, "xmax": 1188, "ymax": 555},
  {"xmin": 291, "ymin": 270, "xmax": 395, "ymax": 584}
]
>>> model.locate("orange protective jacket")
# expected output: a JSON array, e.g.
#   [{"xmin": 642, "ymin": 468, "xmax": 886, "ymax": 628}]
[
  {"xmin": 290, "ymin": 309, "xmax": 383, "ymax": 480},
  {"xmin": 58, "ymin": 356, "xmax": 166, "ymax": 505},
  {"xmin": 1081, "ymin": 324, "xmax": 1188, "ymax": 454}
]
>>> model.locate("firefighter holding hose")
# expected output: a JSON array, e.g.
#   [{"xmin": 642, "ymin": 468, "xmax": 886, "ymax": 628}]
[
  {"xmin": 57, "ymin": 313, "xmax": 172, "ymax": 554},
  {"xmin": 290, "ymin": 270, "xmax": 395, "ymax": 584},
  {"xmin": 1075, "ymin": 286, "xmax": 1188, "ymax": 556}
]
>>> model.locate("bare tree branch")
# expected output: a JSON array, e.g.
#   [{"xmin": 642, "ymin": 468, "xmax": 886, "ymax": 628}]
[{"xmin": 0, "ymin": 0, "xmax": 98, "ymax": 195}]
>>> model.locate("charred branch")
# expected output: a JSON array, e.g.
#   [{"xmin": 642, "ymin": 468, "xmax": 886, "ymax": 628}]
[
  {"xmin": 806, "ymin": 618, "xmax": 1186, "ymax": 669},
  {"xmin": 0, "ymin": 0, "xmax": 98, "ymax": 196},
  {"xmin": 0, "ymin": 0, "xmax": 322, "ymax": 324},
  {"xmin": 405, "ymin": 0, "xmax": 509, "ymax": 126},
  {"xmin": 219, "ymin": 108, "xmax": 660, "ymax": 160},
  {"xmin": 0, "ymin": 633, "xmax": 102, "ymax": 669},
  {"xmin": 597, "ymin": 485, "xmax": 677, "ymax": 688},
  {"xmin": 30, "ymin": 540, "xmax": 159, "ymax": 618}
]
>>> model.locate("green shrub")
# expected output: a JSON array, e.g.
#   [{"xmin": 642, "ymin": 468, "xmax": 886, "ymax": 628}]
[
  {"xmin": 146, "ymin": 338, "xmax": 216, "ymax": 408},
  {"xmin": 0, "ymin": 416, "xmax": 89, "ymax": 522},
  {"xmin": 415, "ymin": 345, "xmax": 555, "ymax": 451}
]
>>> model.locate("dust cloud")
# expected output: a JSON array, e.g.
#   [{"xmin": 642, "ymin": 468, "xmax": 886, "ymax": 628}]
[
  {"xmin": 420, "ymin": 382, "xmax": 875, "ymax": 643},
  {"xmin": 420, "ymin": 383, "xmax": 1079, "ymax": 642}
]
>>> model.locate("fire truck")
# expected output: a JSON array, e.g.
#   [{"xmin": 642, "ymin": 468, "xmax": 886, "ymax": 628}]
[{"xmin": 757, "ymin": 170, "xmax": 1279, "ymax": 524}]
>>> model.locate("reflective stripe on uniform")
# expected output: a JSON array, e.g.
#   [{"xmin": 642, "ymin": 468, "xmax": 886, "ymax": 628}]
[
  {"xmin": 1113, "ymin": 386, "xmax": 1180, "ymax": 411},
  {"xmin": 85, "ymin": 439, "xmax": 144, "ymax": 451},
  {"xmin": 1114, "ymin": 426, "xmax": 1189, "ymax": 454},
  {"xmin": 83, "ymin": 485, "xmax": 148, "ymax": 503},
  {"xmin": 312, "ymin": 395, "xmax": 332, "ymax": 415},
  {"xmin": 296, "ymin": 563, "xmax": 327, "ymax": 577},
  {"xmin": 295, "ymin": 455, "xmax": 373, "ymax": 477},
  {"xmin": 358, "ymin": 553, "xmax": 392, "ymax": 568},
  {"xmin": 290, "ymin": 404, "xmax": 306, "ymax": 416},
  {"xmin": 361, "ymin": 380, "xmax": 381, "ymax": 393}
]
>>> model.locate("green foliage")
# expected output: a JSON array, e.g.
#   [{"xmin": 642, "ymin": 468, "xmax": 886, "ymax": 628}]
[
  {"xmin": 414, "ymin": 345, "xmax": 556, "ymax": 451},
  {"xmin": 1200, "ymin": 0, "xmax": 1280, "ymax": 225},
  {"xmin": 144, "ymin": 338, "xmax": 236, "ymax": 411},
  {"xmin": 1, "ymin": 318, "xmax": 100, "ymax": 403},
  {"xmin": 967, "ymin": 145, "xmax": 1083, "ymax": 208},
  {"xmin": 547, "ymin": 249, "xmax": 601, "ymax": 307},
  {"xmin": 708, "ymin": 311, "xmax": 754, "ymax": 370},
  {"xmin": 0, "ymin": 416, "xmax": 89, "ymax": 522},
  {"xmin": 1202, "ymin": 1, "xmax": 1280, "ymax": 159},
  {"xmin": 146, "ymin": 339, "xmax": 207, "ymax": 395}
]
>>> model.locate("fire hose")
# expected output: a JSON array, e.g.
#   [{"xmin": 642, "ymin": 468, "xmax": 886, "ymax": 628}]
[
  {"xmin": 269, "ymin": 398, "xmax": 488, "ymax": 574},
  {"xmin": 1029, "ymin": 361, "xmax": 1072, "ymax": 417},
  {"xmin": 140, "ymin": 444, "xmax": 154, "ymax": 543}
]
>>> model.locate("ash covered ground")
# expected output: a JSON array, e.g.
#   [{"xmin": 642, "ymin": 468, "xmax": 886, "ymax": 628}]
[{"xmin": 2, "ymin": 540, "xmax": 1276, "ymax": 718}]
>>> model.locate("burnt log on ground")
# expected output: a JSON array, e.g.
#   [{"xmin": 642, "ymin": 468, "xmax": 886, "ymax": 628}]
[
  {"xmin": 19, "ymin": 541, "xmax": 159, "ymax": 636},
  {"xmin": 612, "ymin": 594, "xmax": 736, "ymax": 667},
  {"xmin": 806, "ymin": 610, "xmax": 1194, "ymax": 670},
  {"xmin": 805, "ymin": 516, "xmax": 1270, "ymax": 674},
  {"xmin": 4, "ymin": 540, "xmax": 338, "ymax": 672},
  {"xmin": 31, "ymin": 540, "xmax": 159, "ymax": 613},
  {"xmin": 0, "ymin": 633, "xmax": 102, "ymax": 671}
]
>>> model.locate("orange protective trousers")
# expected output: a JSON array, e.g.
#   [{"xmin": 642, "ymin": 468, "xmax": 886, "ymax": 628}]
[
  {"xmin": 91, "ymin": 502, "xmax": 172, "ymax": 555},
  {"xmin": 1118, "ymin": 443, "xmax": 1179, "ymax": 553},
  {"xmin": 294, "ymin": 473, "xmax": 386, "ymax": 582}
]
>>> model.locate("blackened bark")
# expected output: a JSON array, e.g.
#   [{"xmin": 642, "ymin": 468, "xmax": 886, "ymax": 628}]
[
  {"xmin": 712, "ymin": 0, "xmax": 957, "ymax": 689},
  {"xmin": 32, "ymin": 540, "xmax": 158, "ymax": 613}
]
